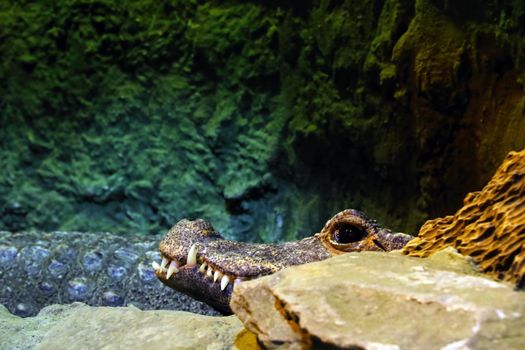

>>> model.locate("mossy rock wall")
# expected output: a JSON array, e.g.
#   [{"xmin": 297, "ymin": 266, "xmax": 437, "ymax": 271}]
[{"xmin": 0, "ymin": 0, "xmax": 523, "ymax": 241}]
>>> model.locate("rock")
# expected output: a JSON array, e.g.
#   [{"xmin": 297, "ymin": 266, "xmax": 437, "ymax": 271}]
[
  {"xmin": 230, "ymin": 250, "xmax": 525, "ymax": 350},
  {"xmin": 0, "ymin": 303, "xmax": 243, "ymax": 349},
  {"xmin": 403, "ymin": 149, "xmax": 525, "ymax": 288}
]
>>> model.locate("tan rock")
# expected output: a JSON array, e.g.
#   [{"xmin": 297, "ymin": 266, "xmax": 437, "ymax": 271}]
[
  {"xmin": 403, "ymin": 149, "xmax": 525, "ymax": 288},
  {"xmin": 0, "ymin": 303, "xmax": 243, "ymax": 350},
  {"xmin": 231, "ymin": 250, "xmax": 525, "ymax": 350}
]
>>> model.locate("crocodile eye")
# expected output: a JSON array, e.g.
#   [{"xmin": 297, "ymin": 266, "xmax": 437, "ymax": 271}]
[{"xmin": 332, "ymin": 224, "xmax": 366, "ymax": 244}]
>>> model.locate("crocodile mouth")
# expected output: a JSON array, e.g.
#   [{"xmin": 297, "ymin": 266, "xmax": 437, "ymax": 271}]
[
  {"xmin": 152, "ymin": 241, "xmax": 267, "ymax": 313},
  {"xmin": 152, "ymin": 227, "xmax": 331, "ymax": 313},
  {"xmin": 152, "ymin": 243, "xmax": 251, "ymax": 295}
]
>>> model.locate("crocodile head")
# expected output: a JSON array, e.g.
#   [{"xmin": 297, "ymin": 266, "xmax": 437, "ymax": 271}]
[{"xmin": 153, "ymin": 209, "xmax": 412, "ymax": 313}]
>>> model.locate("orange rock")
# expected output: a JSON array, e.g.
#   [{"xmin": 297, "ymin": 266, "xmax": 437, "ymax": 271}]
[{"xmin": 403, "ymin": 149, "xmax": 525, "ymax": 289}]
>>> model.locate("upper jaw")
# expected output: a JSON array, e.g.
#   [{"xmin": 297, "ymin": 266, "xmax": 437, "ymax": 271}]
[
  {"xmin": 153, "ymin": 238, "xmax": 267, "ymax": 313},
  {"xmin": 154, "ymin": 241, "xmax": 248, "ymax": 298},
  {"xmin": 152, "ymin": 251, "xmax": 235, "ymax": 313},
  {"xmin": 154, "ymin": 239, "xmax": 289, "ymax": 292}
]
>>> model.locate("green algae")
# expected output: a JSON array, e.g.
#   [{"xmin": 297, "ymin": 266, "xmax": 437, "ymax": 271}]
[
  {"xmin": 0, "ymin": 0, "xmax": 523, "ymax": 241},
  {"xmin": 0, "ymin": 0, "xmax": 284, "ymax": 240}
]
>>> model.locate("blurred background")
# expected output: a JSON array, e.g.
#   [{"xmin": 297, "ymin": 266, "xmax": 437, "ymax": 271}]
[{"xmin": 0, "ymin": 0, "xmax": 523, "ymax": 242}]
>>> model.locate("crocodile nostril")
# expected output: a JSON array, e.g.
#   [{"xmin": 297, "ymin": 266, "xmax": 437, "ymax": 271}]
[
  {"xmin": 372, "ymin": 238, "xmax": 387, "ymax": 251},
  {"xmin": 331, "ymin": 224, "xmax": 366, "ymax": 244}
]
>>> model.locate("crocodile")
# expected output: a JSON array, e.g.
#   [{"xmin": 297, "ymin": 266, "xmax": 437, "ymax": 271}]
[
  {"xmin": 0, "ymin": 210, "xmax": 411, "ymax": 317},
  {"xmin": 153, "ymin": 209, "xmax": 413, "ymax": 313}
]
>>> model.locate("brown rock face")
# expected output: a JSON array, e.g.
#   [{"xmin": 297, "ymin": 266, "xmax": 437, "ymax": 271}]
[
  {"xmin": 403, "ymin": 149, "xmax": 525, "ymax": 288},
  {"xmin": 230, "ymin": 251, "xmax": 525, "ymax": 350}
]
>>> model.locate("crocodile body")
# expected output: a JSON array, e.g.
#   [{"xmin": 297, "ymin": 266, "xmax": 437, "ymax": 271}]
[
  {"xmin": 0, "ymin": 230, "xmax": 219, "ymax": 317},
  {"xmin": 0, "ymin": 210, "xmax": 411, "ymax": 317},
  {"xmin": 154, "ymin": 209, "xmax": 413, "ymax": 313}
]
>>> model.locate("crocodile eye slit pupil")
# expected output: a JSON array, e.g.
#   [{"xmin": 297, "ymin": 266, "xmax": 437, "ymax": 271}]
[{"xmin": 332, "ymin": 225, "xmax": 365, "ymax": 244}]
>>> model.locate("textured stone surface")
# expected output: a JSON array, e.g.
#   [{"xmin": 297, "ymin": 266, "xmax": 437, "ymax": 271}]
[
  {"xmin": 0, "ymin": 230, "xmax": 219, "ymax": 317},
  {"xmin": 231, "ymin": 250, "xmax": 525, "ymax": 350},
  {"xmin": 0, "ymin": 303, "xmax": 243, "ymax": 350},
  {"xmin": 403, "ymin": 149, "xmax": 525, "ymax": 289}
]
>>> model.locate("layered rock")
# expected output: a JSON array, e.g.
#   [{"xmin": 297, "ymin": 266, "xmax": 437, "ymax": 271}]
[
  {"xmin": 231, "ymin": 250, "xmax": 525, "ymax": 350},
  {"xmin": 403, "ymin": 149, "xmax": 525, "ymax": 288},
  {"xmin": 0, "ymin": 303, "xmax": 242, "ymax": 349}
]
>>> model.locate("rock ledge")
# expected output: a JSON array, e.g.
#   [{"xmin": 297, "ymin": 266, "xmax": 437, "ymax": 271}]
[{"xmin": 231, "ymin": 249, "xmax": 525, "ymax": 350}]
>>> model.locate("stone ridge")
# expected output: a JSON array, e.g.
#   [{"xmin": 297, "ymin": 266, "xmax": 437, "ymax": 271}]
[{"xmin": 403, "ymin": 149, "xmax": 525, "ymax": 288}]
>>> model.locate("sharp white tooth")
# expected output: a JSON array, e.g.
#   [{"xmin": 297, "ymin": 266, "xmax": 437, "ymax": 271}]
[
  {"xmin": 161, "ymin": 257, "xmax": 169, "ymax": 270},
  {"xmin": 187, "ymin": 244, "xmax": 197, "ymax": 266},
  {"xmin": 213, "ymin": 270, "xmax": 222, "ymax": 283},
  {"xmin": 206, "ymin": 266, "xmax": 213, "ymax": 279},
  {"xmin": 151, "ymin": 261, "xmax": 161, "ymax": 271},
  {"xmin": 166, "ymin": 261, "xmax": 179, "ymax": 279},
  {"xmin": 234, "ymin": 278, "xmax": 242, "ymax": 286},
  {"xmin": 199, "ymin": 262, "xmax": 207, "ymax": 273},
  {"xmin": 220, "ymin": 275, "xmax": 230, "ymax": 291}
]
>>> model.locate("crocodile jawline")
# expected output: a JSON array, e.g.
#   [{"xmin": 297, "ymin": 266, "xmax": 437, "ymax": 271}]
[{"xmin": 154, "ymin": 209, "xmax": 413, "ymax": 313}]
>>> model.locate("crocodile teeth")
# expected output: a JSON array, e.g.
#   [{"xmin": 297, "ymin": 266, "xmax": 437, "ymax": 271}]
[
  {"xmin": 151, "ymin": 261, "xmax": 161, "ymax": 271},
  {"xmin": 166, "ymin": 261, "xmax": 179, "ymax": 279},
  {"xmin": 199, "ymin": 262, "xmax": 207, "ymax": 274},
  {"xmin": 234, "ymin": 278, "xmax": 242, "ymax": 286},
  {"xmin": 220, "ymin": 275, "xmax": 230, "ymax": 291},
  {"xmin": 213, "ymin": 270, "xmax": 222, "ymax": 283},
  {"xmin": 187, "ymin": 244, "xmax": 197, "ymax": 266},
  {"xmin": 161, "ymin": 257, "xmax": 169, "ymax": 271},
  {"xmin": 206, "ymin": 266, "xmax": 213, "ymax": 279}
]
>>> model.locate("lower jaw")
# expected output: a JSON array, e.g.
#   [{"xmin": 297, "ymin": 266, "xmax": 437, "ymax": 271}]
[{"xmin": 157, "ymin": 266, "xmax": 234, "ymax": 314}]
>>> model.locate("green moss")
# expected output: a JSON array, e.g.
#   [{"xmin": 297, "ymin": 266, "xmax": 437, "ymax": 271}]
[
  {"xmin": 0, "ymin": 0, "xmax": 283, "ymax": 240},
  {"xmin": 0, "ymin": 0, "xmax": 523, "ymax": 242}
]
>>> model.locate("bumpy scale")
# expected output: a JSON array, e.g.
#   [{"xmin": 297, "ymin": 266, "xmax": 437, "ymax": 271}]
[{"xmin": 0, "ymin": 231, "xmax": 219, "ymax": 317}]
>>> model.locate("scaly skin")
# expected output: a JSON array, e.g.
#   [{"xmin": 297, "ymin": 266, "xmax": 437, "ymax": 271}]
[
  {"xmin": 0, "ymin": 230, "xmax": 219, "ymax": 317},
  {"xmin": 154, "ymin": 209, "xmax": 413, "ymax": 313}
]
